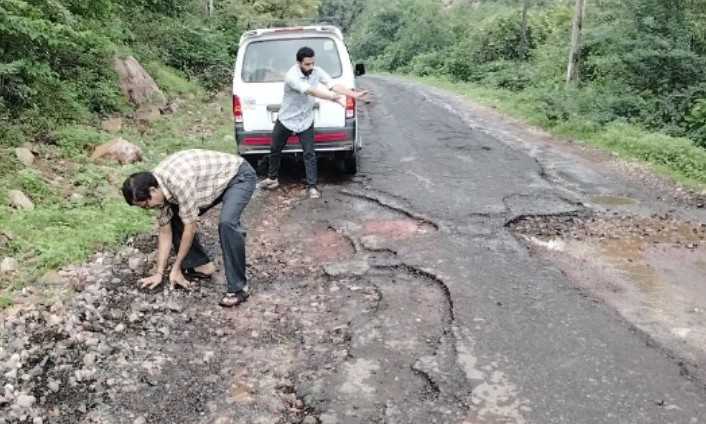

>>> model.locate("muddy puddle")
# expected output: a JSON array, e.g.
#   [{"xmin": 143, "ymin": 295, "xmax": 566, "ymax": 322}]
[
  {"xmin": 589, "ymin": 195, "xmax": 639, "ymax": 207},
  {"xmin": 510, "ymin": 212, "xmax": 706, "ymax": 368}
]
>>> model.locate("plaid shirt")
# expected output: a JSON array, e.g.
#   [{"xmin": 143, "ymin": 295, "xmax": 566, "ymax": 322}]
[{"xmin": 153, "ymin": 149, "xmax": 244, "ymax": 226}]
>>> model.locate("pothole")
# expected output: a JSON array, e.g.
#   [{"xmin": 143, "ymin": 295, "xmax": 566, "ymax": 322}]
[
  {"xmin": 589, "ymin": 195, "xmax": 638, "ymax": 207},
  {"xmin": 361, "ymin": 218, "xmax": 434, "ymax": 240},
  {"xmin": 303, "ymin": 227, "xmax": 357, "ymax": 263},
  {"xmin": 509, "ymin": 212, "xmax": 706, "ymax": 371},
  {"xmin": 296, "ymin": 267, "xmax": 467, "ymax": 423},
  {"xmin": 510, "ymin": 213, "xmax": 706, "ymax": 245},
  {"xmin": 340, "ymin": 190, "xmax": 439, "ymax": 231}
]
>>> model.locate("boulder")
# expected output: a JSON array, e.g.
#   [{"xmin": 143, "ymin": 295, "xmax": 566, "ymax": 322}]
[
  {"xmin": 1, "ymin": 257, "xmax": 18, "ymax": 274},
  {"xmin": 161, "ymin": 101, "xmax": 179, "ymax": 115},
  {"xmin": 101, "ymin": 117, "xmax": 123, "ymax": 134},
  {"xmin": 90, "ymin": 138, "xmax": 142, "ymax": 165},
  {"xmin": 112, "ymin": 56, "xmax": 167, "ymax": 109},
  {"xmin": 127, "ymin": 256, "xmax": 146, "ymax": 274},
  {"xmin": 40, "ymin": 271, "xmax": 65, "ymax": 286},
  {"xmin": 8, "ymin": 190, "xmax": 34, "ymax": 210},
  {"xmin": 14, "ymin": 148, "xmax": 34, "ymax": 167},
  {"xmin": 20, "ymin": 142, "xmax": 38, "ymax": 153}
]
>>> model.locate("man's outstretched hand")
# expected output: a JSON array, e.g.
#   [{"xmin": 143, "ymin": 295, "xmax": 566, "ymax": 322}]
[
  {"xmin": 138, "ymin": 269, "xmax": 191, "ymax": 290},
  {"xmin": 353, "ymin": 90, "xmax": 370, "ymax": 101},
  {"xmin": 169, "ymin": 268, "xmax": 191, "ymax": 290},
  {"xmin": 139, "ymin": 273, "xmax": 163, "ymax": 289}
]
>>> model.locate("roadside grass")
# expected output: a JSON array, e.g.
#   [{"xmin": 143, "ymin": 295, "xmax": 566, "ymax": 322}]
[
  {"xmin": 401, "ymin": 74, "xmax": 706, "ymax": 188},
  {"xmin": 0, "ymin": 66, "xmax": 237, "ymax": 307}
]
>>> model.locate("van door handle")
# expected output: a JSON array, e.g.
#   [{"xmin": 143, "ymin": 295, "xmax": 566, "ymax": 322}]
[
  {"xmin": 267, "ymin": 102, "xmax": 321, "ymax": 113},
  {"xmin": 267, "ymin": 103, "xmax": 320, "ymax": 111}
]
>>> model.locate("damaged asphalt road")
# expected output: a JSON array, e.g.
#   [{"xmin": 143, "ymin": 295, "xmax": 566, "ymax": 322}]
[{"xmin": 3, "ymin": 75, "xmax": 706, "ymax": 423}]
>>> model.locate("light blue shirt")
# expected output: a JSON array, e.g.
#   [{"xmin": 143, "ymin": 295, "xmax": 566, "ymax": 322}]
[{"xmin": 279, "ymin": 65, "xmax": 335, "ymax": 133}]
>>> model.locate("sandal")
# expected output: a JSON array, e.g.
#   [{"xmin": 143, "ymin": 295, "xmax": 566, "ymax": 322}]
[
  {"xmin": 219, "ymin": 290, "xmax": 249, "ymax": 307},
  {"xmin": 183, "ymin": 267, "xmax": 213, "ymax": 279}
]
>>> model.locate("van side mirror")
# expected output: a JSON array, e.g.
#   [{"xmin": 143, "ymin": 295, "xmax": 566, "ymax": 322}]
[{"xmin": 355, "ymin": 63, "xmax": 366, "ymax": 77}]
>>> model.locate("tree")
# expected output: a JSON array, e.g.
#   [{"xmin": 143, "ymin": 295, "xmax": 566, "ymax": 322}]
[
  {"xmin": 239, "ymin": 0, "xmax": 321, "ymax": 21},
  {"xmin": 318, "ymin": 0, "xmax": 366, "ymax": 32},
  {"xmin": 519, "ymin": 0, "xmax": 530, "ymax": 59},
  {"xmin": 566, "ymin": 0, "xmax": 585, "ymax": 84}
]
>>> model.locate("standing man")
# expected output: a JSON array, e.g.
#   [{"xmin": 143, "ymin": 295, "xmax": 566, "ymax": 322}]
[
  {"xmin": 121, "ymin": 149, "xmax": 256, "ymax": 307},
  {"xmin": 258, "ymin": 46, "xmax": 368, "ymax": 199}
]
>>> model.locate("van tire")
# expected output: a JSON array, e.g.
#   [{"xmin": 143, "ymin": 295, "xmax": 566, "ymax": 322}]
[
  {"xmin": 244, "ymin": 155, "xmax": 268, "ymax": 176},
  {"xmin": 343, "ymin": 153, "xmax": 357, "ymax": 175}
]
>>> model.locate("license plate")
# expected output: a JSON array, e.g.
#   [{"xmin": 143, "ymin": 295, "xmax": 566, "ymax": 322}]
[{"xmin": 270, "ymin": 112, "xmax": 278, "ymax": 123}]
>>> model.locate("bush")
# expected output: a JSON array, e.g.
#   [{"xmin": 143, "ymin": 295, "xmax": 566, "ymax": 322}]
[
  {"xmin": 687, "ymin": 99, "xmax": 706, "ymax": 148},
  {"xmin": 127, "ymin": 15, "xmax": 233, "ymax": 91},
  {"xmin": 596, "ymin": 122, "xmax": 706, "ymax": 183},
  {"xmin": 52, "ymin": 126, "xmax": 111, "ymax": 157},
  {"xmin": 143, "ymin": 61, "xmax": 203, "ymax": 97},
  {"xmin": 15, "ymin": 169, "xmax": 56, "ymax": 205},
  {"xmin": 410, "ymin": 51, "xmax": 448, "ymax": 77}
]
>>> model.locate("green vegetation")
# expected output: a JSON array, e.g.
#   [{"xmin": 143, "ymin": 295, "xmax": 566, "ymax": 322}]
[
  {"xmin": 348, "ymin": 0, "xmax": 706, "ymax": 184},
  {"xmin": 1, "ymin": 0, "xmax": 322, "ymax": 304},
  {"xmin": 3, "ymin": 0, "xmax": 706, "ymax": 305},
  {"xmin": 0, "ymin": 85, "xmax": 235, "ymax": 302},
  {"xmin": 410, "ymin": 75, "xmax": 706, "ymax": 186}
]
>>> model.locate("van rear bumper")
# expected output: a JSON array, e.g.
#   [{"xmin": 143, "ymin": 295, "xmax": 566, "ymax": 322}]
[{"xmin": 235, "ymin": 120, "xmax": 356, "ymax": 156}]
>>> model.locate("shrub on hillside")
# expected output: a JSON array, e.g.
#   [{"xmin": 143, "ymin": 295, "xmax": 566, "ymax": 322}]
[{"xmin": 127, "ymin": 15, "xmax": 233, "ymax": 91}]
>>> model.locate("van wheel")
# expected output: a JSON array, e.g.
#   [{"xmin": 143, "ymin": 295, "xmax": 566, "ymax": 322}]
[
  {"xmin": 342, "ymin": 153, "xmax": 357, "ymax": 175},
  {"xmin": 245, "ymin": 155, "xmax": 268, "ymax": 176}
]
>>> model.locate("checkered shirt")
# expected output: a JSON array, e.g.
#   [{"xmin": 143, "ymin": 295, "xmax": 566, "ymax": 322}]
[{"xmin": 153, "ymin": 149, "xmax": 244, "ymax": 226}]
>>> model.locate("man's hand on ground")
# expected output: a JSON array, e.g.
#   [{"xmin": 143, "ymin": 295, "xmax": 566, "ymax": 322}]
[
  {"xmin": 169, "ymin": 268, "xmax": 192, "ymax": 290},
  {"xmin": 139, "ymin": 273, "xmax": 164, "ymax": 289}
]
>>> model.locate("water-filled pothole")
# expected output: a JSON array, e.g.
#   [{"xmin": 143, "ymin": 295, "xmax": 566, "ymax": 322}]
[
  {"xmin": 509, "ymin": 212, "xmax": 706, "ymax": 370},
  {"xmin": 590, "ymin": 195, "xmax": 638, "ymax": 207}
]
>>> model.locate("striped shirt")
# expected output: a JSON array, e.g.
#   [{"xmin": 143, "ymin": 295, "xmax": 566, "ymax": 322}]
[{"xmin": 153, "ymin": 149, "xmax": 244, "ymax": 226}]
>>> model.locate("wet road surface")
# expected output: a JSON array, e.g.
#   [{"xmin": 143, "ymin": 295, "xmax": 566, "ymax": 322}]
[
  {"xmin": 307, "ymin": 75, "xmax": 706, "ymax": 423},
  {"xmin": 3, "ymin": 75, "xmax": 706, "ymax": 424}
]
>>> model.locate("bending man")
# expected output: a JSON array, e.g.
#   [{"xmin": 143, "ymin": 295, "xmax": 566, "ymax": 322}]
[{"xmin": 122, "ymin": 149, "xmax": 256, "ymax": 307}]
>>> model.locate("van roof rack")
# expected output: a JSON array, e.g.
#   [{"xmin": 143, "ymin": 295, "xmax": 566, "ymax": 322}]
[
  {"xmin": 244, "ymin": 16, "xmax": 338, "ymax": 30},
  {"xmin": 239, "ymin": 22, "xmax": 344, "ymax": 45}
]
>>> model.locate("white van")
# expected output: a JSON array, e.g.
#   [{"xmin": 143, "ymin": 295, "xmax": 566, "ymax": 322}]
[{"xmin": 232, "ymin": 25, "xmax": 365, "ymax": 174}]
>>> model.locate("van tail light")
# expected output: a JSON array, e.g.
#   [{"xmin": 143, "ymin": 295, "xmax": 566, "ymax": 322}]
[
  {"xmin": 233, "ymin": 95, "xmax": 243, "ymax": 123},
  {"xmin": 346, "ymin": 96, "xmax": 355, "ymax": 119}
]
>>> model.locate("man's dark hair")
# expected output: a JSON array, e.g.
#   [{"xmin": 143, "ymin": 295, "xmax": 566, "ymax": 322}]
[
  {"xmin": 296, "ymin": 47, "xmax": 315, "ymax": 62},
  {"xmin": 122, "ymin": 172, "xmax": 158, "ymax": 205}
]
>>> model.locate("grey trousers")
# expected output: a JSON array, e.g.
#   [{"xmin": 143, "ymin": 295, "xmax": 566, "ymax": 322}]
[{"xmin": 169, "ymin": 162, "xmax": 256, "ymax": 293}]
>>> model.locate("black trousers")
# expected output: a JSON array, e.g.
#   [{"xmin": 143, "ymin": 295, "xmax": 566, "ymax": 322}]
[{"xmin": 268, "ymin": 119, "xmax": 317, "ymax": 187}]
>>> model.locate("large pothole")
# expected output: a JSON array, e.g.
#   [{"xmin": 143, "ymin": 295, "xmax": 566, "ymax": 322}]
[{"xmin": 509, "ymin": 212, "xmax": 706, "ymax": 373}]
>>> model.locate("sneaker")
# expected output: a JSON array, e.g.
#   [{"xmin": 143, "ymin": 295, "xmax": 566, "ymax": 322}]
[
  {"xmin": 258, "ymin": 178, "xmax": 279, "ymax": 190},
  {"xmin": 308, "ymin": 187, "xmax": 321, "ymax": 199}
]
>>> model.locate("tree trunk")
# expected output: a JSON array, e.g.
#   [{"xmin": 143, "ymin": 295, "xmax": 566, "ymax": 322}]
[
  {"xmin": 566, "ymin": 0, "xmax": 585, "ymax": 85},
  {"xmin": 520, "ymin": 0, "xmax": 530, "ymax": 59},
  {"xmin": 205, "ymin": 0, "xmax": 214, "ymax": 17}
]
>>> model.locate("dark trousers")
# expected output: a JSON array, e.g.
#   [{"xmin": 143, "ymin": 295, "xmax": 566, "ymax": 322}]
[
  {"xmin": 268, "ymin": 119, "xmax": 317, "ymax": 187},
  {"xmin": 169, "ymin": 162, "xmax": 256, "ymax": 293}
]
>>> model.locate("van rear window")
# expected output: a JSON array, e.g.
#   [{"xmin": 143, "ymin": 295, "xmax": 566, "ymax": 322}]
[{"xmin": 241, "ymin": 37, "xmax": 343, "ymax": 83}]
